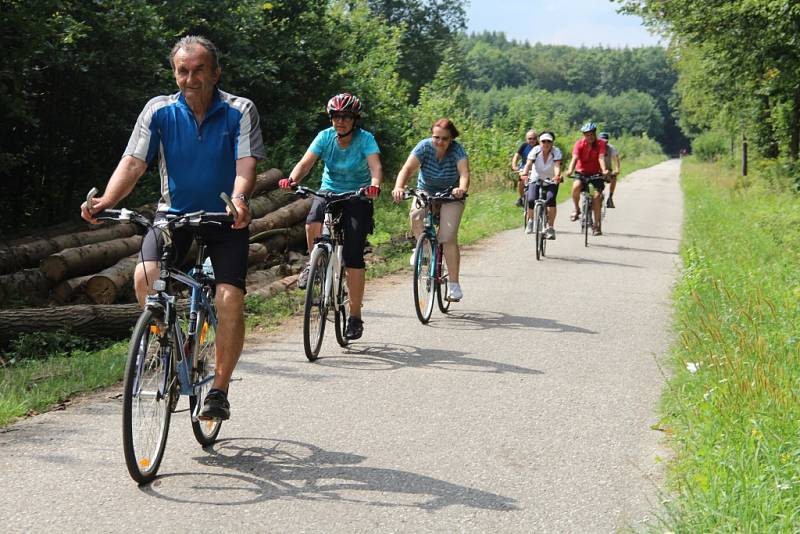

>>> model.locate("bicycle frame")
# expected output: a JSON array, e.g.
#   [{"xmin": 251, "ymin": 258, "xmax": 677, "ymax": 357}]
[
  {"xmin": 140, "ymin": 243, "xmax": 217, "ymax": 419},
  {"xmin": 315, "ymin": 210, "xmax": 346, "ymax": 311}
]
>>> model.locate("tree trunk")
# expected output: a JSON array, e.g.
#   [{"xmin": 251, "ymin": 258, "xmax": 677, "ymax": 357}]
[
  {"xmin": 249, "ymin": 189, "xmax": 296, "ymax": 219},
  {"xmin": 0, "ymin": 268, "xmax": 52, "ymax": 305},
  {"xmin": 251, "ymin": 168, "xmax": 284, "ymax": 196},
  {"xmin": 248, "ymin": 274, "xmax": 299, "ymax": 299},
  {"xmin": 257, "ymin": 224, "xmax": 306, "ymax": 252},
  {"xmin": 85, "ymin": 254, "xmax": 138, "ymax": 304},
  {"xmin": 249, "ymin": 198, "xmax": 312, "ymax": 236},
  {"xmin": 247, "ymin": 243, "xmax": 269, "ymax": 267},
  {"xmin": 39, "ymin": 236, "xmax": 142, "ymax": 283},
  {"xmin": 0, "ymin": 303, "xmax": 142, "ymax": 342},
  {"xmin": 0, "ymin": 224, "xmax": 137, "ymax": 275},
  {"xmin": 52, "ymin": 275, "xmax": 93, "ymax": 304}
]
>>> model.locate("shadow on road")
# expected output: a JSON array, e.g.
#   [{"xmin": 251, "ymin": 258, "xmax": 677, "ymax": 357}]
[
  {"xmin": 587, "ymin": 242, "xmax": 679, "ymax": 256},
  {"xmin": 315, "ymin": 342, "xmax": 544, "ymax": 375},
  {"xmin": 424, "ymin": 310, "xmax": 596, "ymax": 335},
  {"xmin": 141, "ymin": 437, "xmax": 519, "ymax": 512},
  {"xmin": 547, "ymin": 255, "xmax": 643, "ymax": 269}
]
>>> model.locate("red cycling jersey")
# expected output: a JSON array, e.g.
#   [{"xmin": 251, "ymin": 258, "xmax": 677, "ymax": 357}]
[{"xmin": 571, "ymin": 137, "xmax": 607, "ymax": 175}]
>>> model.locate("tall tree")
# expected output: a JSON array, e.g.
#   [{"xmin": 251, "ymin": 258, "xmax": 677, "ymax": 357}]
[
  {"xmin": 367, "ymin": 0, "xmax": 467, "ymax": 100},
  {"xmin": 618, "ymin": 0, "xmax": 800, "ymax": 159}
]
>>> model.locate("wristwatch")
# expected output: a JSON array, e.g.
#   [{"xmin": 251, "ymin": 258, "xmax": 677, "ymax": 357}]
[{"xmin": 231, "ymin": 193, "xmax": 250, "ymax": 207}]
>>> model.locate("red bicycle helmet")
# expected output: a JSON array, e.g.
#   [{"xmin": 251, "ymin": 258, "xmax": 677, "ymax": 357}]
[{"xmin": 326, "ymin": 93, "xmax": 363, "ymax": 118}]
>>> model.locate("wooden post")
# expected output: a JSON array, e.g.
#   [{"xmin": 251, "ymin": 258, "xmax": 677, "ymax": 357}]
[{"xmin": 742, "ymin": 134, "xmax": 748, "ymax": 176}]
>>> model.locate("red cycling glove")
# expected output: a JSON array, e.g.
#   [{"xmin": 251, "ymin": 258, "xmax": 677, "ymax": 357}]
[
  {"xmin": 364, "ymin": 185, "xmax": 381, "ymax": 198},
  {"xmin": 278, "ymin": 178, "xmax": 294, "ymax": 189}
]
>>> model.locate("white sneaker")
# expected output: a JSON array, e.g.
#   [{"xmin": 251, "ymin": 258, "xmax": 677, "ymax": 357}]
[
  {"xmin": 409, "ymin": 252, "xmax": 416, "ymax": 266},
  {"xmin": 448, "ymin": 282, "xmax": 463, "ymax": 301},
  {"xmin": 525, "ymin": 219, "xmax": 534, "ymax": 234},
  {"xmin": 545, "ymin": 226, "xmax": 556, "ymax": 240}
]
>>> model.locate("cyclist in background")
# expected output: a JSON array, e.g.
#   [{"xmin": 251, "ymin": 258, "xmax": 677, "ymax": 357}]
[
  {"xmin": 510, "ymin": 130, "xmax": 539, "ymax": 207},
  {"xmin": 80, "ymin": 36, "xmax": 264, "ymax": 421},
  {"xmin": 564, "ymin": 122, "xmax": 609, "ymax": 236},
  {"xmin": 599, "ymin": 132, "xmax": 620, "ymax": 208},
  {"xmin": 392, "ymin": 118, "xmax": 470, "ymax": 301},
  {"xmin": 521, "ymin": 131, "xmax": 562, "ymax": 239},
  {"xmin": 279, "ymin": 93, "xmax": 382, "ymax": 340}
]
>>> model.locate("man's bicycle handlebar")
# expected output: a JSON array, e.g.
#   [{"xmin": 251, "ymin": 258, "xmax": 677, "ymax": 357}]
[{"xmin": 85, "ymin": 188, "xmax": 235, "ymax": 229}]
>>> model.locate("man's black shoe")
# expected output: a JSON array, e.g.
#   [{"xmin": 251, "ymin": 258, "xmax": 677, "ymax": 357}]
[
  {"xmin": 606, "ymin": 196, "xmax": 615, "ymax": 208},
  {"xmin": 515, "ymin": 197, "xmax": 524, "ymax": 208},
  {"xmin": 198, "ymin": 389, "xmax": 230, "ymax": 421},
  {"xmin": 345, "ymin": 316, "xmax": 363, "ymax": 340}
]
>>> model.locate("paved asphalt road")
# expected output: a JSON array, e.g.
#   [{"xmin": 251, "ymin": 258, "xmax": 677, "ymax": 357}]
[{"xmin": 1, "ymin": 159, "xmax": 682, "ymax": 533}]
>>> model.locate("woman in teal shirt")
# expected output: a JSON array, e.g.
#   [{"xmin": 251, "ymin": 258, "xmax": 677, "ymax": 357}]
[{"xmin": 280, "ymin": 93, "xmax": 383, "ymax": 340}]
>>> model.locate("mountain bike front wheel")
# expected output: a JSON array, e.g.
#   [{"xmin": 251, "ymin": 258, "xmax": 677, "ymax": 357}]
[
  {"xmin": 413, "ymin": 234, "xmax": 436, "ymax": 323},
  {"xmin": 303, "ymin": 247, "xmax": 329, "ymax": 361},
  {"xmin": 122, "ymin": 308, "xmax": 173, "ymax": 484},
  {"xmin": 189, "ymin": 301, "xmax": 222, "ymax": 446},
  {"xmin": 334, "ymin": 264, "xmax": 349, "ymax": 347}
]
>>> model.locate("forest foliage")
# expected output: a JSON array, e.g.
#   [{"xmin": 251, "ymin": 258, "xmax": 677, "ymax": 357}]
[
  {"xmin": 619, "ymin": 0, "xmax": 800, "ymax": 169},
  {"xmin": 1, "ymin": 0, "xmax": 669, "ymax": 235}
]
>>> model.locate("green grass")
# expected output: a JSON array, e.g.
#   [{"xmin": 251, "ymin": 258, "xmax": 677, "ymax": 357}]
[
  {"xmin": 0, "ymin": 153, "xmax": 666, "ymax": 427},
  {"xmin": 655, "ymin": 158, "xmax": 800, "ymax": 531},
  {"xmin": 0, "ymin": 341, "xmax": 128, "ymax": 426}
]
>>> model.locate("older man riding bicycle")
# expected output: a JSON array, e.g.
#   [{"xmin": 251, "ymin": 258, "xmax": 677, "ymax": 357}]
[{"xmin": 565, "ymin": 122, "xmax": 609, "ymax": 236}]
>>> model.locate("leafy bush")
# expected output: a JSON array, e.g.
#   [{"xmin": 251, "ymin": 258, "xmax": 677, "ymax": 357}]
[
  {"xmin": 691, "ymin": 130, "xmax": 729, "ymax": 161},
  {"xmin": 4, "ymin": 330, "xmax": 111, "ymax": 365}
]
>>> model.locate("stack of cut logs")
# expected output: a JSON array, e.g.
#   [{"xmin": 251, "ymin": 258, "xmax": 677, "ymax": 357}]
[{"xmin": 0, "ymin": 169, "xmax": 310, "ymax": 342}]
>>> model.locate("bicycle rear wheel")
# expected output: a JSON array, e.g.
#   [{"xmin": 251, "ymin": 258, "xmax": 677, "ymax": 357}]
[
  {"xmin": 533, "ymin": 202, "xmax": 544, "ymax": 261},
  {"xmin": 334, "ymin": 263, "xmax": 349, "ymax": 347},
  {"xmin": 189, "ymin": 300, "xmax": 222, "ymax": 446},
  {"xmin": 413, "ymin": 234, "xmax": 436, "ymax": 323},
  {"xmin": 303, "ymin": 247, "xmax": 329, "ymax": 361},
  {"xmin": 122, "ymin": 308, "xmax": 173, "ymax": 484},
  {"xmin": 436, "ymin": 245, "xmax": 451, "ymax": 313}
]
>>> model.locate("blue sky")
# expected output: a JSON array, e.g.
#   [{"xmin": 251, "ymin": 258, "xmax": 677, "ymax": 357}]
[{"xmin": 465, "ymin": 0, "xmax": 663, "ymax": 48}]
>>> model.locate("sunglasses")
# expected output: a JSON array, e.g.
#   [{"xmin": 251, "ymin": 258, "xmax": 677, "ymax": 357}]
[
  {"xmin": 331, "ymin": 113, "xmax": 355, "ymax": 121},
  {"xmin": 540, "ymin": 140, "xmax": 552, "ymax": 143},
  {"xmin": 527, "ymin": 137, "xmax": 537, "ymax": 141}
]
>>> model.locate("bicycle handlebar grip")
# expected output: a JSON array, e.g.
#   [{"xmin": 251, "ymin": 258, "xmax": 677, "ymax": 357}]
[
  {"xmin": 86, "ymin": 187, "xmax": 99, "ymax": 205},
  {"xmin": 219, "ymin": 192, "xmax": 238, "ymax": 221}
]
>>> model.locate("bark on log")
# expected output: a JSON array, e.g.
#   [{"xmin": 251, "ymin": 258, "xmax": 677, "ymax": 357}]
[
  {"xmin": 248, "ymin": 243, "xmax": 269, "ymax": 267},
  {"xmin": 39, "ymin": 236, "xmax": 143, "ymax": 283},
  {"xmin": 259, "ymin": 224, "xmax": 306, "ymax": 252},
  {"xmin": 248, "ymin": 274, "xmax": 299, "ymax": 299},
  {"xmin": 0, "ymin": 224, "xmax": 137, "ymax": 275},
  {"xmin": 249, "ymin": 189, "xmax": 296, "ymax": 219},
  {"xmin": 52, "ymin": 275, "xmax": 93, "ymax": 304},
  {"xmin": 249, "ymin": 197, "xmax": 312, "ymax": 235},
  {"xmin": 251, "ymin": 168, "xmax": 284, "ymax": 196},
  {"xmin": 0, "ymin": 269, "xmax": 52, "ymax": 304},
  {"xmin": 85, "ymin": 254, "xmax": 138, "ymax": 304},
  {"xmin": 0, "ymin": 298, "xmax": 190, "ymax": 343},
  {"xmin": 245, "ymin": 270, "xmax": 279, "ymax": 293},
  {"xmin": 0, "ymin": 303, "xmax": 143, "ymax": 342}
]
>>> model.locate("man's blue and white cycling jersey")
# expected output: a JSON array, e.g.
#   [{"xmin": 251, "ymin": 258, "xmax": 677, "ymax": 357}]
[{"xmin": 124, "ymin": 89, "xmax": 265, "ymax": 213}]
